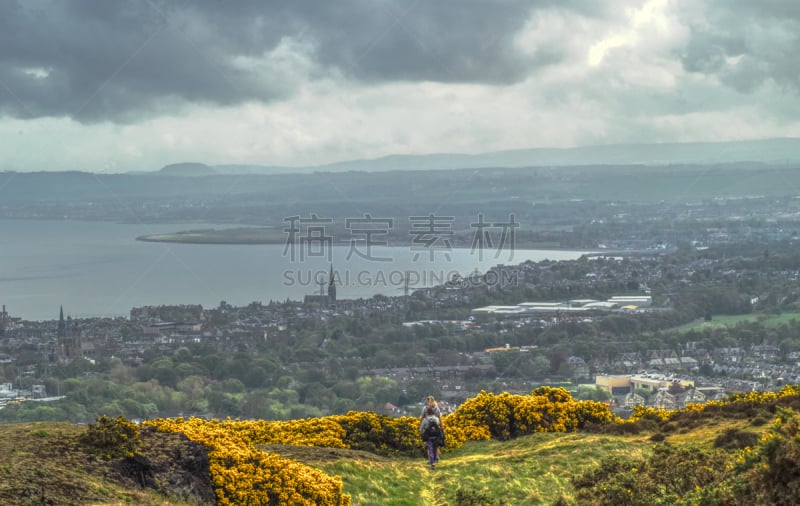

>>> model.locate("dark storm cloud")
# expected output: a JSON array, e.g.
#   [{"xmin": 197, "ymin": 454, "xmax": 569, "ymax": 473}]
[
  {"xmin": 681, "ymin": 30, "xmax": 745, "ymax": 74},
  {"xmin": 0, "ymin": 1, "xmax": 297, "ymax": 122},
  {"xmin": 0, "ymin": 0, "xmax": 586, "ymax": 123},
  {"xmin": 681, "ymin": 0, "xmax": 800, "ymax": 93},
  {"xmin": 296, "ymin": 0, "xmax": 555, "ymax": 84}
]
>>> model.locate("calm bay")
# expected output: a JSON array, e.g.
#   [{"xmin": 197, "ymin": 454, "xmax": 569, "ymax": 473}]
[{"xmin": 0, "ymin": 219, "xmax": 590, "ymax": 321}]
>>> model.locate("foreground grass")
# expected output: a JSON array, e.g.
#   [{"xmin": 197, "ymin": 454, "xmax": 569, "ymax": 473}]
[
  {"xmin": 262, "ymin": 411, "xmax": 769, "ymax": 506},
  {"xmin": 430, "ymin": 433, "xmax": 652, "ymax": 505},
  {"xmin": 662, "ymin": 415, "xmax": 759, "ymax": 448},
  {"xmin": 266, "ymin": 432, "xmax": 656, "ymax": 505}
]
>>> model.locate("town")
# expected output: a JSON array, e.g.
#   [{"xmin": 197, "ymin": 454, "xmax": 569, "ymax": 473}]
[{"xmin": 2, "ymin": 235, "xmax": 799, "ymax": 422}]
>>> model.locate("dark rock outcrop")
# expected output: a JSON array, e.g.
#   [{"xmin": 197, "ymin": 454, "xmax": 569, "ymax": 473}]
[{"xmin": 115, "ymin": 426, "xmax": 216, "ymax": 504}]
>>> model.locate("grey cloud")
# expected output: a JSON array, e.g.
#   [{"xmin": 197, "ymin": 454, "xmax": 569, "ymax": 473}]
[
  {"xmin": 681, "ymin": 29, "xmax": 745, "ymax": 73},
  {"xmin": 0, "ymin": 0, "xmax": 590, "ymax": 123},
  {"xmin": 719, "ymin": 57, "xmax": 771, "ymax": 94},
  {"xmin": 722, "ymin": 0, "xmax": 800, "ymax": 19},
  {"xmin": 681, "ymin": 1, "xmax": 800, "ymax": 94},
  {"xmin": 0, "ymin": 1, "xmax": 297, "ymax": 122},
  {"xmin": 301, "ymin": 1, "xmax": 537, "ymax": 84}
]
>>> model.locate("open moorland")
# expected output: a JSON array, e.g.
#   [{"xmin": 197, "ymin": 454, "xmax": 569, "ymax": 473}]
[{"xmin": 4, "ymin": 387, "xmax": 800, "ymax": 505}]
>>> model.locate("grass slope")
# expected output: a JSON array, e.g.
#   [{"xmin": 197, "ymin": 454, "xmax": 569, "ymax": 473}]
[
  {"xmin": 265, "ymin": 417, "xmax": 756, "ymax": 506},
  {"xmin": 0, "ymin": 411, "xmax": 767, "ymax": 505}
]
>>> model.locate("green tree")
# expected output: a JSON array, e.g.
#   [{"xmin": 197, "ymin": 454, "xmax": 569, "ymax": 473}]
[
  {"xmin": 405, "ymin": 378, "xmax": 440, "ymax": 405},
  {"xmin": 575, "ymin": 386, "xmax": 612, "ymax": 402}
]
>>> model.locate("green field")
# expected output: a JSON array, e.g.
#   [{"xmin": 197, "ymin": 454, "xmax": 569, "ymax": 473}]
[{"xmin": 679, "ymin": 312, "xmax": 800, "ymax": 332}]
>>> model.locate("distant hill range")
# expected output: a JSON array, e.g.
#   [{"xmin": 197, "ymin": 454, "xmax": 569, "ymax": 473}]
[
  {"xmin": 2, "ymin": 138, "xmax": 799, "ymax": 205},
  {"xmin": 165, "ymin": 138, "xmax": 800, "ymax": 176},
  {"xmin": 158, "ymin": 162, "xmax": 218, "ymax": 177}
]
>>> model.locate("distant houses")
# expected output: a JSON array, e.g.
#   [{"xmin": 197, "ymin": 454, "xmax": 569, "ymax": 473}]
[
  {"xmin": 470, "ymin": 295, "xmax": 653, "ymax": 320},
  {"xmin": 595, "ymin": 373, "xmax": 728, "ymax": 410}
]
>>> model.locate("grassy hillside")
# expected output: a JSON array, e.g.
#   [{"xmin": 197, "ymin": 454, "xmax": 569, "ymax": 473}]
[
  {"xmin": 0, "ymin": 417, "xmax": 762, "ymax": 506},
  {"xmin": 264, "ymin": 432, "xmax": 652, "ymax": 505},
  {"xmin": 265, "ymin": 417, "xmax": 758, "ymax": 505},
  {"xmin": 2, "ymin": 388, "xmax": 797, "ymax": 505},
  {"xmin": 0, "ymin": 421, "xmax": 214, "ymax": 505}
]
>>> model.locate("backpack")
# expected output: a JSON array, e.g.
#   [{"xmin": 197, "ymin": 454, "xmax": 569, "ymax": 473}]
[{"xmin": 423, "ymin": 422, "xmax": 443, "ymax": 445}]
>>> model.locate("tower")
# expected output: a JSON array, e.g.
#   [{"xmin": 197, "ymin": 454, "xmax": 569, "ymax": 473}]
[
  {"xmin": 303, "ymin": 265, "xmax": 338, "ymax": 307},
  {"xmin": 57, "ymin": 306, "xmax": 82, "ymax": 364},
  {"xmin": 0, "ymin": 305, "xmax": 8, "ymax": 335},
  {"xmin": 57, "ymin": 305, "xmax": 66, "ymax": 338},
  {"xmin": 328, "ymin": 265, "xmax": 337, "ymax": 303}
]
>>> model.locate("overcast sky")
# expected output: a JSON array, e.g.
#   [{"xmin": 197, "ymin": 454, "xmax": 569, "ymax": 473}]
[{"xmin": 1, "ymin": 0, "xmax": 799, "ymax": 172}]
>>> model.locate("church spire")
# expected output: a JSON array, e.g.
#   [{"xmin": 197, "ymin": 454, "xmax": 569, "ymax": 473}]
[
  {"xmin": 58, "ymin": 305, "xmax": 66, "ymax": 337},
  {"xmin": 328, "ymin": 265, "xmax": 336, "ymax": 303},
  {"xmin": 0, "ymin": 305, "xmax": 8, "ymax": 335}
]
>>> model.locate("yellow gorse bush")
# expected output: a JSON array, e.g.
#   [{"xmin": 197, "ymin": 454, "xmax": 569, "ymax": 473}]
[
  {"xmin": 144, "ymin": 416, "xmax": 350, "ymax": 505},
  {"xmin": 637, "ymin": 384, "xmax": 800, "ymax": 422},
  {"xmin": 140, "ymin": 385, "xmax": 800, "ymax": 504},
  {"xmin": 445, "ymin": 387, "xmax": 619, "ymax": 441},
  {"xmin": 628, "ymin": 405, "xmax": 672, "ymax": 423},
  {"xmin": 141, "ymin": 388, "xmax": 619, "ymax": 504},
  {"xmin": 144, "ymin": 412, "xmax": 430, "ymax": 504}
]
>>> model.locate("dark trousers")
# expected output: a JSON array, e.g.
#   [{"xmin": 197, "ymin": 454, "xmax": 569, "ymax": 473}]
[{"xmin": 426, "ymin": 439, "xmax": 438, "ymax": 465}]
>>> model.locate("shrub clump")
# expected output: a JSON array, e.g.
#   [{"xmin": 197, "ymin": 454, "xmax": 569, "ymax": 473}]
[
  {"xmin": 572, "ymin": 444, "xmax": 731, "ymax": 505},
  {"xmin": 455, "ymin": 486, "xmax": 506, "ymax": 506},
  {"xmin": 729, "ymin": 407, "xmax": 800, "ymax": 505},
  {"xmin": 445, "ymin": 388, "xmax": 618, "ymax": 443},
  {"xmin": 714, "ymin": 428, "xmax": 759, "ymax": 451},
  {"xmin": 79, "ymin": 415, "xmax": 140, "ymax": 459},
  {"xmin": 572, "ymin": 407, "xmax": 800, "ymax": 506}
]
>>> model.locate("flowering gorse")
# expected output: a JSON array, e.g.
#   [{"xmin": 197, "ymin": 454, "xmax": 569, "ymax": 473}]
[
  {"xmin": 139, "ymin": 386, "xmax": 800, "ymax": 504},
  {"xmin": 445, "ymin": 387, "xmax": 619, "ymax": 442},
  {"xmin": 144, "ymin": 416, "xmax": 350, "ymax": 505}
]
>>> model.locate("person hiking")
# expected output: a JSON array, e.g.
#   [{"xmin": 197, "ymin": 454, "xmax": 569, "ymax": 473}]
[
  {"xmin": 420, "ymin": 406, "xmax": 444, "ymax": 469},
  {"xmin": 420, "ymin": 396, "xmax": 444, "ymax": 463},
  {"xmin": 420, "ymin": 395, "xmax": 442, "ymax": 424}
]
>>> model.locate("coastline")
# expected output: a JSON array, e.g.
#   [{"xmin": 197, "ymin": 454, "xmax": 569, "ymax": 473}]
[
  {"xmin": 134, "ymin": 227, "xmax": 590, "ymax": 252},
  {"xmin": 135, "ymin": 227, "xmax": 286, "ymax": 245}
]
